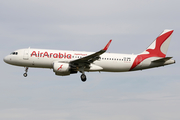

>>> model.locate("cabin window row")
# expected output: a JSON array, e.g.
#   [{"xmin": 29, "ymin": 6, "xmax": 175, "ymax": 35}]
[
  {"xmin": 30, "ymin": 54, "xmax": 131, "ymax": 61},
  {"xmin": 99, "ymin": 57, "xmax": 131, "ymax": 61}
]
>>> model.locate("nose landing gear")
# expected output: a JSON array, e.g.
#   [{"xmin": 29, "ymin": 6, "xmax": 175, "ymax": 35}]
[{"xmin": 23, "ymin": 67, "xmax": 28, "ymax": 77}]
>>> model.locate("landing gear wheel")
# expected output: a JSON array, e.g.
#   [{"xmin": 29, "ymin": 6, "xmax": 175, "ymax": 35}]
[
  {"xmin": 23, "ymin": 67, "xmax": 28, "ymax": 77},
  {"xmin": 81, "ymin": 74, "xmax": 87, "ymax": 82},
  {"xmin": 23, "ymin": 73, "xmax": 27, "ymax": 77}
]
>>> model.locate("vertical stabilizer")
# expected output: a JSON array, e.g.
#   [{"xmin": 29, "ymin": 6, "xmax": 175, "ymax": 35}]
[
  {"xmin": 130, "ymin": 29, "xmax": 174, "ymax": 71},
  {"xmin": 141, "ymin": 29, "xmax": 174, "ymax": 57}
]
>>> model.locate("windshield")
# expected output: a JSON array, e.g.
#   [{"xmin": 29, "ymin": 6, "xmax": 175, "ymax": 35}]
[{"xmin": 10, "ymin": 52, "xmax": 18, "ymax": 55}]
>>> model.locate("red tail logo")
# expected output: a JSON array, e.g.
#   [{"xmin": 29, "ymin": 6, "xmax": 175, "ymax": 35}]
[{"xmin": 130, "ymin": 30, "xmax": 173, "ymax": 71}]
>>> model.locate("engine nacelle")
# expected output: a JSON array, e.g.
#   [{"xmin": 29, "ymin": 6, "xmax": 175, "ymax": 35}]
[{"xmin": 53, "ymin": 62, "xmax": 70, "ymax": 76}]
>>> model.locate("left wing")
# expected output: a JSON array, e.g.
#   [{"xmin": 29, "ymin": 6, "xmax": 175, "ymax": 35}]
[{"xmin": 70, "ymin": 40, "xmax": 112, "ymax": 67}]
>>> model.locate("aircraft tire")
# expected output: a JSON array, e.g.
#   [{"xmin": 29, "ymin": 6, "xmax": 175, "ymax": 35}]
[
  {"xmin": 81, "ymin": 74, "xmax": 86, "ymax": 82},
  {"xmin": 23, "ymin": 73, "xmax": 27, "ymax": 77}
]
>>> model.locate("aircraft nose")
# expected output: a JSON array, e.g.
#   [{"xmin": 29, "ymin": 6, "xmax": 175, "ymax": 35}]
[{"xmin": 3, "ymin": 56, "xmax": 9, "ymax": 63}]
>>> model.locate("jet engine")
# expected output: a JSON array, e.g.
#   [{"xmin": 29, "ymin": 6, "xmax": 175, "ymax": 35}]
[{"xmin": 53, "ymin": 62, "xmax": 77, "ymax": 76}]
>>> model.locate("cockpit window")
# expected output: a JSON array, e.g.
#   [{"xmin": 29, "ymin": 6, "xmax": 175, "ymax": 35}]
[{"xmin": 10, "ymin": 52, "xmax": 18, "ymax": 55}]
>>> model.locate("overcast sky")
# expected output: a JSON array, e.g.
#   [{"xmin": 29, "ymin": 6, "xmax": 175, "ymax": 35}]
[{"xmin": 0, "ymin": 0, "xmax": 180, "ymax": 120}]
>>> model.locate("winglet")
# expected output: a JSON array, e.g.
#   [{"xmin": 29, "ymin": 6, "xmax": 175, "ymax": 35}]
[{"xmin": 103, "ymin": 40, "xmax": 112, "ymax": 51}]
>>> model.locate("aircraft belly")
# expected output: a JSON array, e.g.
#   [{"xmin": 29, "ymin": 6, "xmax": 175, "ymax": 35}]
[
  {"xmin": 94, "ymin": 61, "xmax": 132, "ymax": 72},
  {"xmin": 31, "ymin": 58, "xmax": 53, "ymax": 68}
]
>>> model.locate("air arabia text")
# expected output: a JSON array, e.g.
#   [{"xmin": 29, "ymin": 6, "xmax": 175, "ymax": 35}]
[{"xmin": 31, "ymin": 51, "xmax": 72, "ymax": 59}]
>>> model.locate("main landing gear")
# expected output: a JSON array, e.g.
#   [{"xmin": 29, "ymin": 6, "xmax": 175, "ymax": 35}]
[
  {"xmin": 23, "ymin": 67, "xmax": 28, "ymax": 77},
  {"xmin": 81, "ymin": 74, "xmax": 87, "ymax": 82},
  {"xmin": 79, "ymin": 68, "xmax": 87, "ymax": 82}
]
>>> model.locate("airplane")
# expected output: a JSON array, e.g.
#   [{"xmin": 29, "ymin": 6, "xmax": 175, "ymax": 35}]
[{"xmin": 3, "ymin": 29, "xmax": 175, "ymax": 82}]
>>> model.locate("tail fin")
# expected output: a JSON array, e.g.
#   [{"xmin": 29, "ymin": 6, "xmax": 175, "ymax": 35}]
[
  {"xmin": 129, "ymin": 29, "xmax": 174, "ymax": 71},
  {"xmin": 141, "ymin": 29, "xmax": 174, "ymax": 58}
]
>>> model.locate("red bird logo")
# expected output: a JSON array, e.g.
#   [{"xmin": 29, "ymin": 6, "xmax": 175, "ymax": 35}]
[{"xmin": 57, "ymin": 65, "xmax": 63, "ymax": 70}]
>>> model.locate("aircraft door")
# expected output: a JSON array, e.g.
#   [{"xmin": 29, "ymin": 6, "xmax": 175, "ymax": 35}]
[{"xmin": 23, "ymin": 50, "xmax": 29, "ymax": 60}]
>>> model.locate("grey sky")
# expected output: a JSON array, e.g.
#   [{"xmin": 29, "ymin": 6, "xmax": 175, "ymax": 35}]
[{"xmin": 0, "ymin": 0, "xmax": 180, "ymax": 120}]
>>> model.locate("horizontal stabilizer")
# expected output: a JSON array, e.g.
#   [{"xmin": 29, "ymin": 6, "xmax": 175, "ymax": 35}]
[{"xmin": 152, "ymin": 57, "xmax": 173, "ymax": 63}]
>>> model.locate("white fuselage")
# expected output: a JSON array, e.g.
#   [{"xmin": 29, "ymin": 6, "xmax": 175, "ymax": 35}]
[{"xmin": 4, "ymin": 48, "xmax": 137, "ymax": 72}]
